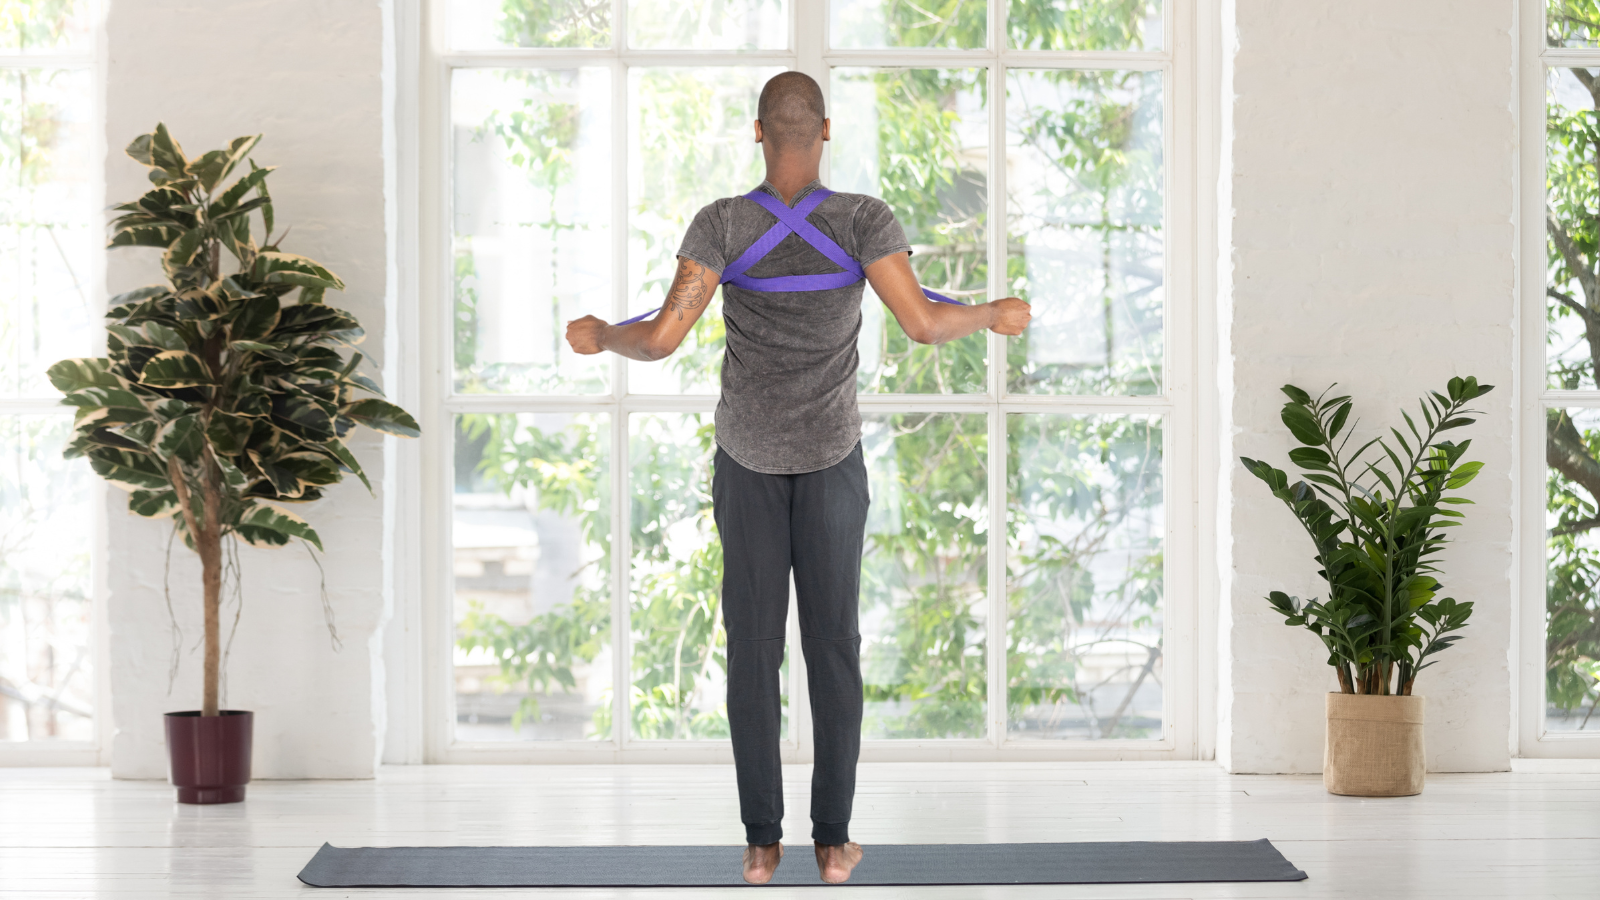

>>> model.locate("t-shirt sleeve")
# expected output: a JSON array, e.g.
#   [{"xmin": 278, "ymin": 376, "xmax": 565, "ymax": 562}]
[
  {"xmin": 852, "ymin": 196, "xmax": 913, "ymax": 269},
  {"xmin": 676, "ymin": 201, "xmax": 729, "ymax": 275}
]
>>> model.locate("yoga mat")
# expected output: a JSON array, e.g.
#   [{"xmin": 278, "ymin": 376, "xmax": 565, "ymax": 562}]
[{"xmin": 297, "ymin": 839, "xmax": 1307, "ymax": 887}]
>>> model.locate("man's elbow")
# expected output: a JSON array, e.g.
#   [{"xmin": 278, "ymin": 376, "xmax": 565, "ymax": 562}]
[
  {"xmin": 641, "ymin": 336, "xmax": 680, "ymax": 361},
  {"xmin": 904, "ymin": 322, "xmax": 940, "ymax": 345}
]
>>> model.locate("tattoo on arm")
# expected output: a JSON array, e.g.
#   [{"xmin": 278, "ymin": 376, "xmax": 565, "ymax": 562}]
[{"xmin": 663, "ymin": 259, "xmax": 708, "ymax": 321}]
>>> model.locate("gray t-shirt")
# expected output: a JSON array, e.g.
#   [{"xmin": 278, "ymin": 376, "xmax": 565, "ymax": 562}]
[{"xmin": 676, "ymin": 180, "xmax": 911, "ymax": 475}]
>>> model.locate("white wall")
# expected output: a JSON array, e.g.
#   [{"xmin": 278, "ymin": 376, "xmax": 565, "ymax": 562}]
[
  {"xmin": 103, "ymin": 0, "xmax": 394, "ymax": 779},
  {"xmin": 92, "ymin": 0, "xmax": 1527, "ymax": 777},
  {"xmin": 1220, "ymin": 0, "xmax": 1517, "ymax": 772}
]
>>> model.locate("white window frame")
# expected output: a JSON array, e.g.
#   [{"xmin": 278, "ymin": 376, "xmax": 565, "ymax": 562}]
[
  {"xmin": 1517, "ymin": 0, "xmax": 1600, "ymax": 759},
  {"xmin": 414, "ymin": 0, "xmax": 1210, "ymax": 763},
  {"xmin": 0, "ymin": 2, "xmax": 109, "ymax": 767}
]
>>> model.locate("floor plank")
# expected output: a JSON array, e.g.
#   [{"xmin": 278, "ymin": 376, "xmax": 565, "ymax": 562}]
[{"xmin": 0, "ymin": 764, "xmax": 1595, "ymax": 898}]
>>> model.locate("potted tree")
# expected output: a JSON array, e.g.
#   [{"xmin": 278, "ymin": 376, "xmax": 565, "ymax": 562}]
[
  {"xmin": 1241, "ymin": 377, "xmax": 1489, "ymax": 796},
  {"xmin": 47, "ymin": 125, "xmax": 419, "ymax": 803}
]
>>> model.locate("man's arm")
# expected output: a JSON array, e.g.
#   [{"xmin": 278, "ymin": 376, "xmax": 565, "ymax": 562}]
[
  {"xmin": 566, "ymin": 257, "xmax": 719, "ymax": 361},
  {"xmin": 865, "ymin": 251, "xmax": 1031, "ymax": 344}
]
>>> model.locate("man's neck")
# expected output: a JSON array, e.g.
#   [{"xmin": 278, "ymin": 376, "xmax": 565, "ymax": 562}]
[{"xmin": 763, "ymin": 165, "xmax": 821, "ymax": 206}]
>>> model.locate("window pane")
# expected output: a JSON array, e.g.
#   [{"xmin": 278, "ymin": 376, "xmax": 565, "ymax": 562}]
[
  {"xmin": 449, "ymin": 0, "xmax": 610, "ymax": 49},
  {"xmin": 1006, "ymin": 413, "xmax": 1162, "ymax": 740},
  {"xmin": 1548, "ymin": 68, "xmax": 1600, "ymax": 390},
  {"xmin": 630, "ymin": 413, "xmax": 787, "ymax": 739},
  {"xmin": 831, "ymin": 0, "xmax": 986, "ymax": 49},
  {"xmin": 1546, "ymin": 407, "xmax": 1600, "ymax": 733},
  {"xmin": 629, "ymin": 0, "xmax": 788, "ymax": 50},
  {"xmin": 1007, "ymin": 0, "xmax": 1162, "ymax": 51},
  {"xmin": 452, "ymin": 413, "xmax": 613, "ymax": 741},
  {"xmin": 0, "ymin": 415, "xmax": 94, "ymax": 742},
  {"xmin": 0, "ymin": 0, "xmax": 93, "ymax": 52},
  {"xmin": 453, "ymin": 69, "xmax": 612, "ymax": 396},
  {"xmin": 1, "ymin": 67, "xmax": 96, "ymax": 400},
  {"xmin": 628, "ymin": 67, "xmax": 780, "ymax": 396},
  {"xmin": 860, "ymin": 413, "xmax": 987, "ymax": 739},
  {"xmin": 1005, "ymin": 69, "xmax": 1162, "ymax": 396},
  {"xmin": 832, "ymin": 67, "xmax": 989, "ymax": 394},
  {"xmin": 1550, "ymin": 1, "xmax": 1600, "ymax": 48}
]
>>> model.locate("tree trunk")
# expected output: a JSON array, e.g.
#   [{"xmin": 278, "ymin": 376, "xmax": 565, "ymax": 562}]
[{"xmin": 198, "ymin": 451, "xmax": 224, "ymax": 717}]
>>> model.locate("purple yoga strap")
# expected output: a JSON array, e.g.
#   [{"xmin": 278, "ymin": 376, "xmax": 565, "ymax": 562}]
[{"xmin": 617, "ymin": 187, "xmax": 964, "ymax": 325}]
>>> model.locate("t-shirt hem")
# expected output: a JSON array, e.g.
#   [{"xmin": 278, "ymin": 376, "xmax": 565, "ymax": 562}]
[
  {"xmin": 857, "ymin": 243, "xmax": 914, "ymax": 270},
  {"xmin": 715, "ymin": 434, "xmax": 860, "ymax": 476},
  {"xmin": 675, "ymin": 248, "xmax": 725, "ymax": 277}
]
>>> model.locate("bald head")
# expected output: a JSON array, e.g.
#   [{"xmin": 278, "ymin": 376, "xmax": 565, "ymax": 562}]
[{"xmin": 758, "ymin": 72, "xmax": 826, "ymax": 153}]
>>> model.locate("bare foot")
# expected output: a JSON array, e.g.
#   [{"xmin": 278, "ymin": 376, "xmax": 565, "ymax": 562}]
[
  {"xmin": 814, "ymin": 841, "xmax": 863, "ymax": 884},
  {"xmin": 743, "ymin": 841, "xmax": 783, "ymax": 884}
]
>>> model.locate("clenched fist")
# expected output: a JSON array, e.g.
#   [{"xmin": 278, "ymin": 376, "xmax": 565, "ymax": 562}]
[
  {"xmin": 988, "ymin": 297, "xmax": 1032, "ymax": 336},
  {"xmin": 566, "ymin": 315, "xmax": 609, "ymax": 355}
]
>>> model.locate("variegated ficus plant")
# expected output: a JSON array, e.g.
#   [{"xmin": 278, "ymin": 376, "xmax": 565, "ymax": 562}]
[{"xmin": 47, "ymin": 125, "xmax": 420, "ymax": 717}]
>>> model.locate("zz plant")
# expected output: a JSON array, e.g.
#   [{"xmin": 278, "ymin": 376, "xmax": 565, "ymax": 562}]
[
  {"xmin": 47, "ymin": 125, "xmax": 419, "ymax": 717},
  {"xmin": 1241, "ymin": 377, "xmax": 1491, "ymax": 696}
]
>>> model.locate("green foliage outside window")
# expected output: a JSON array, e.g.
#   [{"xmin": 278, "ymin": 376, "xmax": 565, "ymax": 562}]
[
  {"xmin": 454, "ymin": 0, "xmax": 1167, "ymax": 741},
  {"xmin": 1543, "ymin": 17, "xmax": 1600, "ymax": 726}
]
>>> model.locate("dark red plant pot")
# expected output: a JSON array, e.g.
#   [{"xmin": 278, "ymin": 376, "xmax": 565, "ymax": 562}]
[{"xmin": 164, "ymin": 710, "xmax": 253, "ymax": 804}]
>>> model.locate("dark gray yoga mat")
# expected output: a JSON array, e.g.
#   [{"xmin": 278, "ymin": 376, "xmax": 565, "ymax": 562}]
[{"xmin": 297, "ymin": 839, "xmax": 1307, "ymax": 887}]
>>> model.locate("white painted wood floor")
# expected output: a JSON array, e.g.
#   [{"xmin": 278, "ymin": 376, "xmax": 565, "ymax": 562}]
[{"xmin": 0, "ymin": 762, "xmax": 1596, "ymax": 899}]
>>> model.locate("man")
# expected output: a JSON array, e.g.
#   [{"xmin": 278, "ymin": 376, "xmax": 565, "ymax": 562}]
[{"xmin": 566, "ymin": 71, "xmax": 1031, "ymax": 885}]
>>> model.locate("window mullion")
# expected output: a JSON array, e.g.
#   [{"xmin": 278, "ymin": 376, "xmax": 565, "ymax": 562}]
[
  {"xmin": 611, "ymin": 0, "xmax": 631, "ymax": 748},
  {"xmin": 985, "ymin": 29, "xmax": 1007, "ymax": 746}
]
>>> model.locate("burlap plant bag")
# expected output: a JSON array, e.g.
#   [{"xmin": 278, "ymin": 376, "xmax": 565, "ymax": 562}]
[{"xmin": 1324, "ymin": 693, "xmax": 1425, "ymax": 797}]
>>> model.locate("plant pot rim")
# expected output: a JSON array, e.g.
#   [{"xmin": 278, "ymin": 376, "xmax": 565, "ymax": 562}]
[
  {"xmin": 165, "ymin": 710, "xmax": 253, "ymax": 718},
  {"xmin": 1327, "ymin": 691, "xmax": 1425, "ymax": 725}
]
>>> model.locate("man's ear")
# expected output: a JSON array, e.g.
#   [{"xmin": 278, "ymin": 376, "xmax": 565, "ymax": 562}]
[
  {"xmin": 822, "ymin": 118, "xmax": 831, "ymax": 142},
  {"xmin": 754, "ymin": 120, "xmax": 765, "ymax": 144}
]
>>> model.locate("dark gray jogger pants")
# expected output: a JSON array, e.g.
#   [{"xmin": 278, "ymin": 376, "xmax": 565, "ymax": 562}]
[{"xmin": 711, "ymin": 443, "xmax": 869, "ymax": 847}]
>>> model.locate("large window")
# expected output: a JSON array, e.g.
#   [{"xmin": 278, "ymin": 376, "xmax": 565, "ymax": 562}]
[
  {"xmin": 424, "ymin": 0, "xmax": 1195, "ymax": 759},
  {"xmin": 0, "ymin": 1, "xmax": 99, "ymax": 753},
  {"xmin": 1527, "ymin": 2, "xmax": 1600, "ymax": 753}
]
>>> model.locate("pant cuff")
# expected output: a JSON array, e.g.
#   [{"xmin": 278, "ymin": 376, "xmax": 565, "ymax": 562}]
[
  {"xmin": 745, "ymin": 821, "xmax": 783, "ymax": 845},
  {"xmin": 811, "ymin": 820, "xmax": 850, "ymax": 845}
]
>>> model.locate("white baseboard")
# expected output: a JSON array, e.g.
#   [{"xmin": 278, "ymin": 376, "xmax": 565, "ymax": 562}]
[{"xmin": 1510, "ymin": 757, "xmax": 1600, "ymax": 773}]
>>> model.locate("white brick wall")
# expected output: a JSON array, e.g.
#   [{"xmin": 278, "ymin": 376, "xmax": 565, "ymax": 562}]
[
  {"xmin": 103, "ymin": 0, "xmax": 392, "ymax": 779},
  {"xmin": 1221, "ymin": 0, "xmax": 1517, "ymax": 773}
]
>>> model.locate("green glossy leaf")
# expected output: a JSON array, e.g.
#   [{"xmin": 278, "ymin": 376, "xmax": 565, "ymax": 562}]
[
  {"xmin": 205, "ymin": 411, "xmax": 253, "ymax": 456},
  {"xmin": 108, "ymin": 224, "xmax": 184, "ymax": 249},
  {"xmin": 155, "ymin": 414, "xmax": 205, "ymax": 462},
  {"xmin": 342, "ymin": 398, "xmax": 421, "ymax": 438},
  {"xmin": 272, "ymin": 392, "xmax": 337, "ymax": 440},
  {"xmin": 320, "ymin": 439, "xmax": 371, "ymax": 492},
  {"xmin": 162, "ymin": 227, "xmax": 206, "ymax": 272},
  {"xmin": 1328, "ymin": 401, "xmax": 1351, "ymax": 439},
  {"xmin": 60, "ymin": 385, "xmax": 149, "ymax": 412},
  {"xmin": 128, "ymin": 488, "xmax": 179, "ymax": 518},
  {"xmin": 138, "ymin": 351, "xmax": 213, "ymax": 388},
  {"xmin": 127, "ymin": 123, "xmax": 188, "ymax": 175},
  {"xmin": 229, "ymin": 295, "xmax": 281, "ymax": 343},
  {"xmin": 48, "ymin": 358, "xmax": 128, "ymax": 392},
  {"xmin": 1288, "ymin": 446, "xmax": 1332, "ymax": 471},
  {"xmin": 87, "ymin": 448, "xmax": 170, "ymax": 492},
  {"xmin": 236, "ymin": 503, "xmax": 323, "ymax": 551},
  {"xmin": 253, "ymin": 252, "xmax": 345, "ymax": 291},
  {"xmin": 1280, "ymin": 402, "xmax": 1324, "ymax": 445},
  {"xmin": 1446, "ymin": 460, "xmax": 1483, "ymax": 489},
  {"xmin": 272, "ymin": 304, "xmax": 358, "ymax": 337},
  {"xmin": 212, "ymin": 163, "xmax": 274, "ymax": 213},
  {"xmin": 143, "ymin": 322, "xmax": 188, "ymax": 351},
  {"xmin": 108, "ymin": 285, "xmax": 171, "ymax": 309}
]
